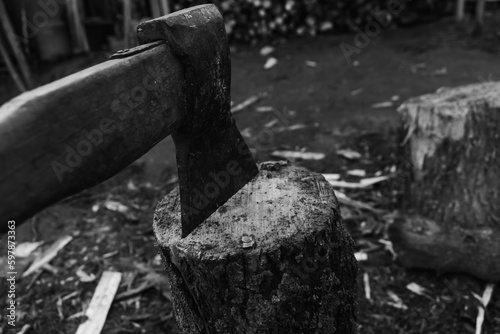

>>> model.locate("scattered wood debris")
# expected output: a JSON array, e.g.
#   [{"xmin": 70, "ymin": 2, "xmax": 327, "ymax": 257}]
[
  {"xmin": 334, "ymin": 190, "xmax": 384, "ymax": 214},
  {"xmin": 350, "ymin": 88, "xmax": 363, "ymax": 96},
  {"xmin": 231, "ymin": 93, "xmax": 266, "ymax": 114},
  {"xmin": 325, "ymin": 175, "xmax": 391, "ymax": 189},
  {"xmin": 264, "ymin": 57, "xmax": 278, "ymax": 69},
  {"xmin": 347, "ymin": 169, "xmax": 366, "ymax": 177},
  {"xmin": 23, "ymin": 236, "xmax": 73, "ymax": 277},
  {"xmin": 363, "ymin": 273, "xmax": 371, "ymax": 300},
  {"xmin": 259, "ymin": 46, "xmax": 274, "ymax": 56},
  {"xmin": 271, "ymin": 150, "xmax": 325, "ymax": 160},
  {"xmin": 103, "ymin": 200, "xmax": 137, "ymax": 221},
  {"xmin": 76, "ymin": 265, "xmax": 97, "ymax": 282},
  {"xmin": 76, "ymin": 271, "xmax": 122, "ymax": 334},
  {"xmin": 336, "ymin": 149, "xmax": 362, "ymax": 160},
  {"xmin": 371, "ymin": 101, "xmax": 394, "ymax": 109},
  {"xmin": 406, "ymin": 282, "xmax": 432, "ymax": 300},
  {"xmin": 432, "ymin": 67, "xmax": 447, "ymax": 76},
  {"xmin": 386, "ymin": 291, "xmax": 408, "ymax": 310},
  {"xmin": 16, "ymin": 241, "xmax": 43, "ymax": 258},
  {"xmin": 322, "ymin": 173, "xmax": 340, "ymax": 182},
  {"xmin": 305, "ymin": 60, "xmax": 317, "ymax": 67},
  {"xmin": 355, "ymin": 252, "xmax": 368, "ymax": 262},
  {"xmin": 255, "ymin": 106, "xmax": 274, "ymax": 113},
  {"xmin": 273, "ymin": 124, "xmax": 307, "ymax": 132},
  {"xmin": 474, "ymin": 283, "xmax": 495, "ymax": 334}
]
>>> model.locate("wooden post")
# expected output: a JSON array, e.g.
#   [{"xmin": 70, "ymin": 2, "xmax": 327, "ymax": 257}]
[
  {"xmin": 473, "ymin": 0, "xmax": 486, "ymax": 35},
  {"xmin": 159, "ymin": 0, "xmax": 170, "ymax": 15},
  {"xmin": 123, "ymin": 0, "xmax": 132, "ymax": 48},
  {"xmin": 456, "ymin": 0, "xmax": 466, "ymax": 21},
  {"xmin": 154, "ymin": 162, "xmax": 358, "ymax": 333},
  {"xmin": 390, "ymin": 82, "xmax": 500, "ymax": 281},
  {"xmin": 66, "ymin": 0, "xmax": 90, "ymax": 54},
  {"xmin": 0, "ymin": 0, "xmax": 31, "ymax": 88},
  {"xmin": 0, "ymin": 32, "xmax": 26, "ymax": 92},
  {"xmin": 149, "ymin": 0, "xmax": 161, "ymax": 18}
]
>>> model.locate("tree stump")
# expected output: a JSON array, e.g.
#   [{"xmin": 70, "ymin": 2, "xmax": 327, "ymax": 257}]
[
  {"xmin": 389, "ymin": 82, "xmax": 500, "ymax": 281},
  {"xmin": 154, "ymin": 162, "xmax": 358, "ymax": 333}
]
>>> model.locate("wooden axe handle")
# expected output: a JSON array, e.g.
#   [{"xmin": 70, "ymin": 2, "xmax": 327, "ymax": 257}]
[{"xmin": 0, "ymin": 42, "xmax": 183, "ymax": 232}]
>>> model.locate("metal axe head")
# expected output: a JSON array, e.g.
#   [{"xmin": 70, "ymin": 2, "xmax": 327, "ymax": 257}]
[{"xmin": 137, "ymin": 5, "xmax": 258, "ymax": 237}]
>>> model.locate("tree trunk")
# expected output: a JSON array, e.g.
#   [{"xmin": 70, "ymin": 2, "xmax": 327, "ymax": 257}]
[
  {"xmin": 390, "ymin": 82, "xmax": 500, "ymax": 281},
  {"xmin": 154, "ymin": 162, "xmax": 358, "ymax": 333}
]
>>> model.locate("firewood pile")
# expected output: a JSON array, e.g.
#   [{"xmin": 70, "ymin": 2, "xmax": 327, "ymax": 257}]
[{"xmin": 169, "ymin": 0, "xmax": 454, "ymax": 42}]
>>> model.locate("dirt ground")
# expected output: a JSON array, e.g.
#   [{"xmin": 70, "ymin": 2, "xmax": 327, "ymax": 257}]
[{"xmin": 1, "ymin": 16, "xmax": 500, "ymax": 333}]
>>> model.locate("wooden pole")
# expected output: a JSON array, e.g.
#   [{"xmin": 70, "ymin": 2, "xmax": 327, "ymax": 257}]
[
  {"xmin": 0, "ymin": 0, "xmax": 31, "ymax": 88},
  {"xmin": 473, "ymin": 0, "xmax": 486, "ymax": 35},
  {"xmin": 66, "ymin": 0, "xmax": 90, "ymax": 54},
  {"xmin": 390, "ymin": 82, "xmax": 500, "ymax": 281},
  {"xmin": 149, "ymin": 0, "xmax": 161, "ymax": 18},
  {"xmin": 0, "ymin": 31, "xmax": 26, "ymax": 92},
  {"xmin": 123, "ymin": 0, "xmax": 131, "ymax": 48},
  {"xmin": 456, "ymin": 0, "xmax": 466, "ymax": 21},
  {"xmin": 154, "ymin": 162, "xmax": 358, "ymax": 333},
  {"xmin": 159, "ymin": 0, "xmax": 170, "ymax": 15}
]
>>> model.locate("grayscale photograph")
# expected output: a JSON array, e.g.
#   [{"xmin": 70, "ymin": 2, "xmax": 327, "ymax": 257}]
[{"xmin": 0, "ymin": 0, "xmax": 499, "ymax": 333}]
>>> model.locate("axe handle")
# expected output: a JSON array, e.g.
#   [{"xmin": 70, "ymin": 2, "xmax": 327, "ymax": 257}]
[{"xmin": 0, "ymin": 42, "xmax": 184, "ymax": 232}]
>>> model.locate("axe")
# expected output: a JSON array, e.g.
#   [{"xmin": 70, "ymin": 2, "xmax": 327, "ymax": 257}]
[{"xmin": 0, "ymin": 5, "xmax": 258, "ymax": 236}]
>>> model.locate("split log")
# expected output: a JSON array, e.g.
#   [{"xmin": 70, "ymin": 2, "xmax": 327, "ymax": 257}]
[
  {"xmin": 390, "ymin": 82, "xmax": 500, "ymax": 281},
  {"xmin": 154, "ymin": 162, "xmax": 358, "ymax": 333}
]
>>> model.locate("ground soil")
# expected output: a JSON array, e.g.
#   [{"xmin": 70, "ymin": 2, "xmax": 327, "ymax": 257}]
[{"xmin": 1, "ymin": 16, "xmax": 500, "ymax": 334}]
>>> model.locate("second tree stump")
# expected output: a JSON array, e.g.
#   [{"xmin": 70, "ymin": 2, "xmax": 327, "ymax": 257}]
[
  {"xmin": 390, "ymin": 82, "xmax": 500, "ymax": 281},
  {"xmin": 154, "ymin": 162, "xmax": 358, "ymax": 333}
]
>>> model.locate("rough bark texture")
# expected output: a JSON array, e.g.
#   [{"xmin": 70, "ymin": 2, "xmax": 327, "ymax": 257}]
[
  {"xmin": 154, "ymin": 162, "xmax": 358, "ymax": 333},
  {"xmin": 389, "ymin": 82, "xmax": 500, "ymax": 281}
]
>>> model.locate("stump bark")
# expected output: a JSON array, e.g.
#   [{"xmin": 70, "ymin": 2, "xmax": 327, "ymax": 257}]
[
  {"xmin": 154, "ymin": 162, "xmax": 358, "ymax": 333},
  {"xmin": 389, "ymin": 82, "xmax": 500, "ymax": 281}
]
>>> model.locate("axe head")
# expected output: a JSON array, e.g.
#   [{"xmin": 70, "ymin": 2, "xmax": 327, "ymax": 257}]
[{"xmin": 138, "ymin": 5, "xmax": 258, "ymax": 237}]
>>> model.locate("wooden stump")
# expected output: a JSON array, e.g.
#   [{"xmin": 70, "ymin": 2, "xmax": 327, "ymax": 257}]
[
  {"xmin": 154, "ymin": 162, "xmax": 358, "ymax": 333},
  {"xmin": 390, "ymin": 82, "xmax": 500, "ymax": 281}
]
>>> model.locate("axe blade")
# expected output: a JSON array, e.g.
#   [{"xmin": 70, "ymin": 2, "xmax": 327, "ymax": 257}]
[{"xmin": 137, "ymin": 5, "xmax": 258, "ymax": 237}]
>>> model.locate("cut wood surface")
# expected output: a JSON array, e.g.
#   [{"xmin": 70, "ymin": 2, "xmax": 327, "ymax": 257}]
[
  {"xmin": 154, "ymin": 162, "xmax": 358, "ymax": 333},
  {"xmin": 390, "ymin": 82, "xmax": 500, "ymax": 281}
]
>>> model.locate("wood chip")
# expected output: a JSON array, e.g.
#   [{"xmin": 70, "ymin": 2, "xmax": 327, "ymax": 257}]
[
  {"xmin": 387, "ymin": 291, "xmax": 408, "ymax": 310},
  {"xmin": 259, "ymin": 46, "xmax": 274, "ymax": 56},
  {"xmin": 347, "ymin": 169, "xmax": 366, "ymax": 177},
  {"xmin": 336, "ymin": 149, "xmax": 362, "ymax": 160},
  {"xmin": 16, "ymin": 241, "xmax": 43, "ymax": 258},
  {"xmin": 273, "ymin": 124, "xmax": 307, "ymax": 132},
  {"xmin": 325, "ymin": 175, "xmax": 391, "ymax": 189},
  {"xmin": 264, "ymin": 57, "xmax": 278, "ymax": 70},
  {"xmin": 371, "ymin": 101, "xmax": 394, "ymax": 109},
  {"xmin": 355, "ymin": 252, "xmax": 368, "ymax": 261},
  {"xmin": 270, "ymin": 150, "xmax": 325, "ymax": 160},
  {"xmin": 231, "ymin": 95, "xmax": 262, "ymax": 114},
  {"xmin": 103, "ymin": 200, "xmax": 137, "ymax": 220},
  {"xmin": 322, "ymin": 173, "xmax": 340, "ymax": 182},
  {"xmin": 305, "ymin": 60, "xmax": 317, "ymax": 67},
  {"xmin": 363, "ymin": 273, "xmax": 371, "ymax": 300},
  {"xmin": 23, "ymin": 236, "xmax": 73, "ymax": 277},
  {"xmin": 76, "ymin": 271, "xmax": 122, "ymax": 334},
  {"xmin": 474, "ymin": 283, "xmax": 495, "ymax": 334}
]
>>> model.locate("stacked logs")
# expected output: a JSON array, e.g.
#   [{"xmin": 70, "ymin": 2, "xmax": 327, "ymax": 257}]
[{"xmin": 168, "ymin": 0, "xmax": 452, "ymax": 43}]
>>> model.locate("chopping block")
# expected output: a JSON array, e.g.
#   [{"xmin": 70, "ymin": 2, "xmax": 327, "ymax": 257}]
[{"xmin": 154, "ymin": 161, "xmax": 358, "ymax": 334}]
